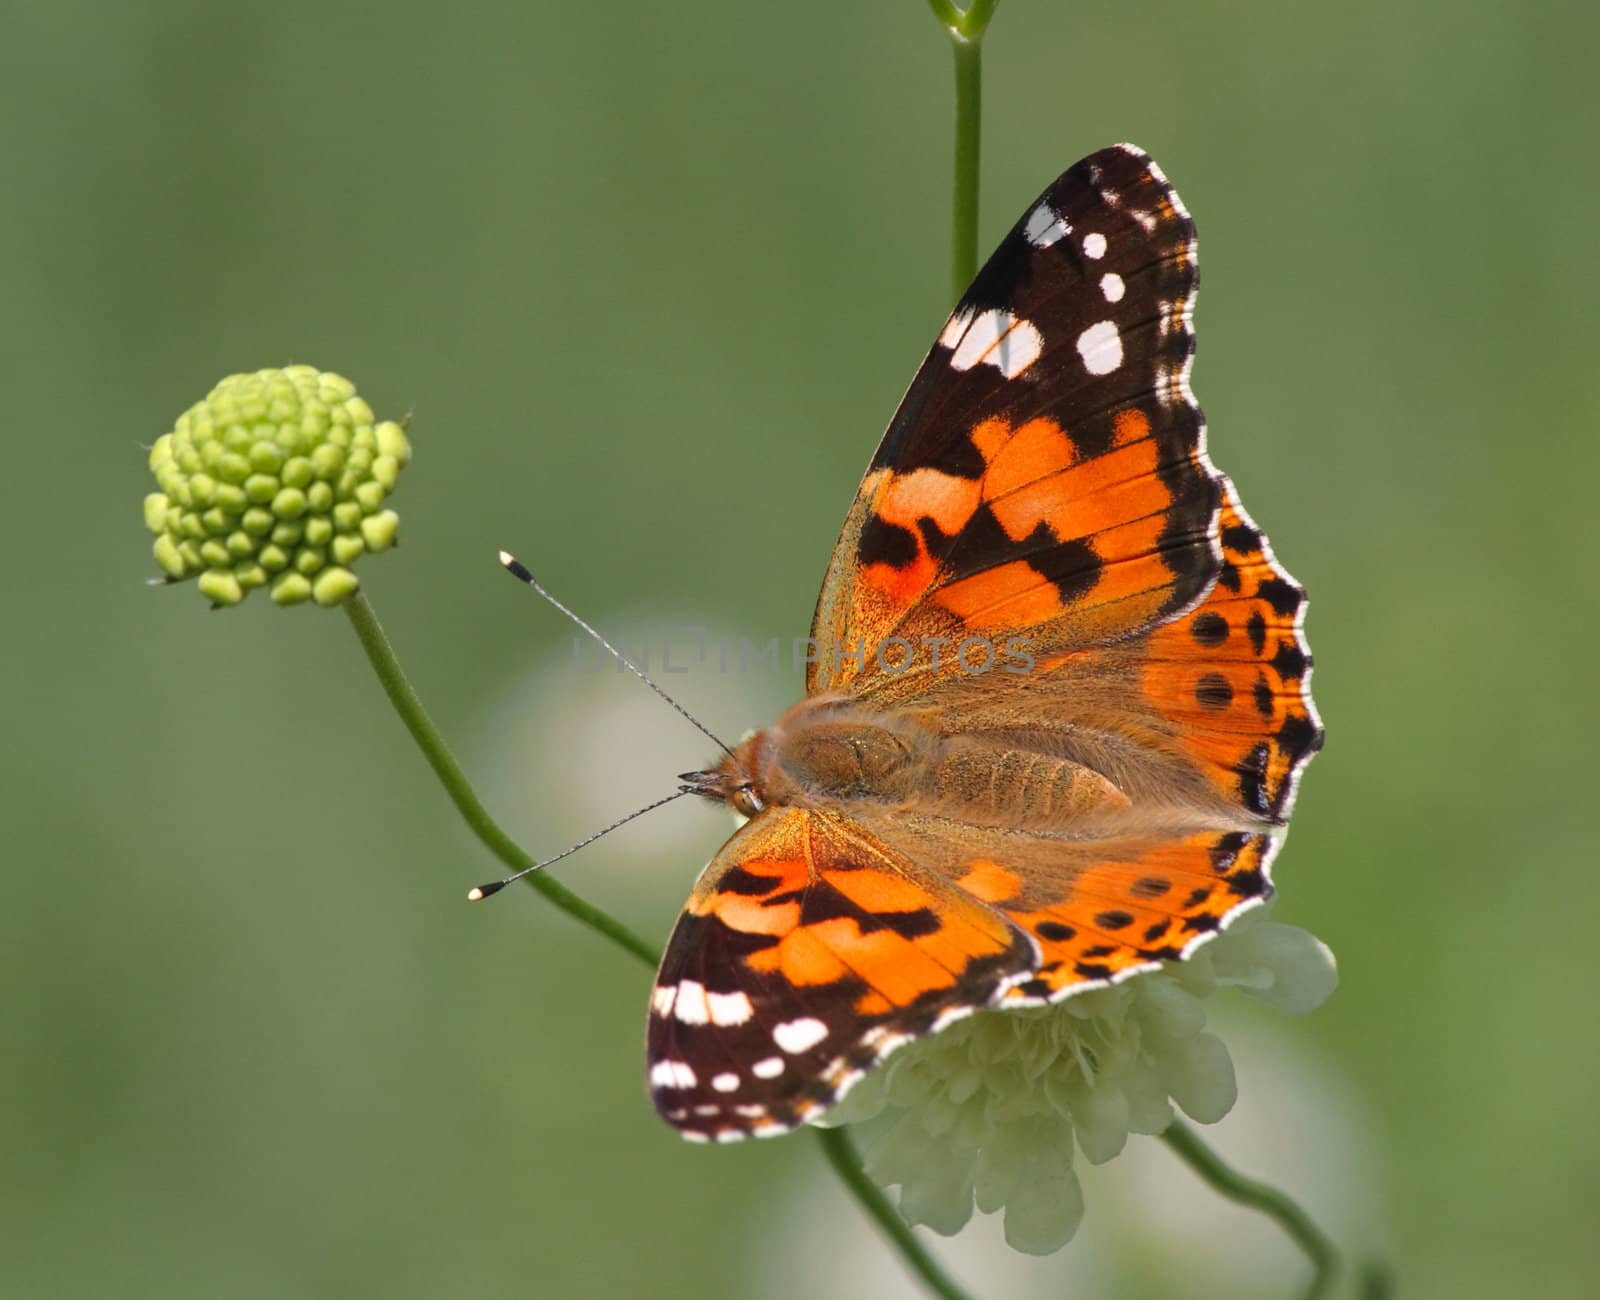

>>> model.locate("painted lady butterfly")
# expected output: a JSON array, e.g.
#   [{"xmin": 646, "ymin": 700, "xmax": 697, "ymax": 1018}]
[{"xmin": 649, "ymin": 145, "xmax": 1321, "ymax": 1143}]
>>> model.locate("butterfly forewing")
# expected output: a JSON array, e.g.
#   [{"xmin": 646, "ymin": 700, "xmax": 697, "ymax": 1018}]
[{"xmin": 810, "ymin": 144, "xmax": 1220, "ymax": 697}]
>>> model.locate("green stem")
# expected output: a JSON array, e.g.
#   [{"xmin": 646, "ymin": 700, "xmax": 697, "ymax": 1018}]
[
  {"xmin": 1160, "ymin": 1119, "xmax": 1339, "ymax": 1300},
  {"xmin": 815, "ymin": 1127, "xmax": 975, "ymax": 1300},
  {"xmin": 928, "ymin": 0, "xmax": 999, "ymax": 303},
  {"xmin": 948, "ymin": 37, "xmax": 982, "ymax": 301},
  {"xmin": 343, "ymin": 591, "xmax": 971, "ymax": 1300},
  {"xmin": 342, "ymin": 591, "xmax": 659, "ymax": 967}
]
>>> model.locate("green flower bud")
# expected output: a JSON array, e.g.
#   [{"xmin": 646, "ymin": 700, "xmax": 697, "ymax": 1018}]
[
  {"xmin": 312, "ymin": 566, "xmax": 359, "ymax": 607},
  {"xmin": 271, "ymin": 572, "xmax": 313, "ymax": 606},
  {"xmin": 241, "ymin": 507, "xmax": 275, "ymax": 536},
  {"xmin": 153, "ymin": 534, "xmax": 186, "ymax": 577},
  {"xmin": 360, "ymin": 510, "xmax": 399, "ymax": 553},
  {"xmin": 244, "ymin": 474, "xmax": 279, "ymax": 505},
  {"xmin": 198, "ymin": 570, "xmax": 244, "ymax": 606},
  {"xmin": 143, "ymin": 366, "xmax": 410, "ymax": 606},
  {"xmin": 272, "ymin": 486, "xmax": 308, "ymax": 520}
]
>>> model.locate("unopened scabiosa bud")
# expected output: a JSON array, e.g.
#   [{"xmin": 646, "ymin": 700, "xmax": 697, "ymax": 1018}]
[{"xmin": 143, "ymin": 366, "xmax": 411, "ymax": 607}]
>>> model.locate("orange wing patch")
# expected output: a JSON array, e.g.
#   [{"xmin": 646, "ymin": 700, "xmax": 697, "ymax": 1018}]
[
  {"xmin": 1139, "ymin": 478, "xmax": 1322, "ymax": 821},
  {"xmin": 994, "ymin": 829, "xmax": 1278, "ymax": 1003},
  {"xmin": 827, "ymin": 406, "xmax": 1218, "ymax": 703}
]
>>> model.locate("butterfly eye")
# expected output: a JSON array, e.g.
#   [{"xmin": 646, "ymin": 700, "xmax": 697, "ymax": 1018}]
[{"xmin": 732, "ymin": 785, "xmax": 764, "ymax": 817}]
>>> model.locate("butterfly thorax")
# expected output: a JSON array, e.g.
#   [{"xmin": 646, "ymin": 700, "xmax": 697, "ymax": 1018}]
[{"xmin": 685, "ymin": 694, "xmax": 1131, "ymax": 830}]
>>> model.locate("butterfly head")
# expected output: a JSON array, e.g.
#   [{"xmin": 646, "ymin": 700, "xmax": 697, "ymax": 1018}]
[{"xmin": 679, "ymin": 737, "xmax": 767, "ymax": 818}]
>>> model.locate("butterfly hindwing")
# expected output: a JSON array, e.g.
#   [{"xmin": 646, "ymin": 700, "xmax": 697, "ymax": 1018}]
[
  {"xmin": 988, "ymin": 829, "xmax": 1280, "ymax": 1001},
  {"xmin": 647, "ymin": 807, "xmax": 1036, "ymax": 1142},
  {"xmin": 810, "ymin": 144, "xmax": 1221, "ymax": 696},
  {"xmin": 1136, "ymin": 478, "xmax": 1323, "ymax": 822}
]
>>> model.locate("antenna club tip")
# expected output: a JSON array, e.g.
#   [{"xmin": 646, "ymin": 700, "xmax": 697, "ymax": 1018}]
[
  {"xmin": 497, "ymin": 551, "xmax": 534, "ymax": 582},
  {"xmin": 467, "ymin": 881, "xmax": 507, "ymax": 902}
]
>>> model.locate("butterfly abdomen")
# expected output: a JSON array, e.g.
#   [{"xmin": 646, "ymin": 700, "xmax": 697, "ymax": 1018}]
[{"xmin": 927, "ymin": 740, "xmax": 1131, "ymax": 827}]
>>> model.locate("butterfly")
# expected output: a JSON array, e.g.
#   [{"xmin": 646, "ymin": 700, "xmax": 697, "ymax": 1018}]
[{"xmin": 647, "ymin": 144, "xmax": 1321, "ymax": 1143}]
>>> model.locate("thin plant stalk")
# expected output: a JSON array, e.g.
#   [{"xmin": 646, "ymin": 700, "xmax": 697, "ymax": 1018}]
[
  {"xmin": 1161, "ymin": 1120, "xmax": 1340, "ymax": 1300},
  {"xmin": 927, "ymin": 0, "xmax": 999, "ymax": 302},
  {"xmin": 343, "ymin": 591, "xmax": 974, "ymax": 1300}
]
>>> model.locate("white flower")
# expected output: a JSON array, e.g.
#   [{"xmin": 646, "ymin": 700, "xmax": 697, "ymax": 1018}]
[{"xmin": 816, "ymin": 914, "xmax": 1337, "ymax": 1255}]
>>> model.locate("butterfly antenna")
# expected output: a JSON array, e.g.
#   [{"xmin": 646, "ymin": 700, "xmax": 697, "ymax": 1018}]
[
  {"xmin": 497, "ymin": 549, "xmax": 734, "ymax": 758},
  {"xmin": 468, "ymin": 788, "xmax": 692, "ymax": 901}
]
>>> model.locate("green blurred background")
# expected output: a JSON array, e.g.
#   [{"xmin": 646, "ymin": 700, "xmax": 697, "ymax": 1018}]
[{"xmin": 4, "ymin": 1, "xmax": 1595, "ymax": 1296}]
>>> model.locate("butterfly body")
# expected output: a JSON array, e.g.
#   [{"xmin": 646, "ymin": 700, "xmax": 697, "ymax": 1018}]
[
  {"xmin": 689, "ymin": 694, "xmax": 1138, "ymax": 833},
  {"xmin": 648, "ymin": 145, "xmax": 1321, "ymax": 1144}
]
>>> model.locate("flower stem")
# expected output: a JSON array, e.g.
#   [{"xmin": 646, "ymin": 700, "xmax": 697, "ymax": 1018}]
[
  {"xmin": 344, "ymin": 591, "xmax": 971, "ymax": 1300},
  {"xmin": 815, "ymin": 1126, "xmax": 976, "ymax": 1300},
  {"xmin": 927, "ymin": 0, "xmax": 999, "ymax": 303},
  {"xmin": 341, "ymin": 591, "xmax": 659, "ymax": 967},
  {"xmin": 1160, "ymin": 1119, "xmax": 1339, "ymax": 1300}
]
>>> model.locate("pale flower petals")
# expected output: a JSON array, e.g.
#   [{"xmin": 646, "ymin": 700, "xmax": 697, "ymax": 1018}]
[
  {"xmin": 1162, "ymin": 1030, "xmax": 1238, "ymax": 1124},
  {"xmin": 1211, "ymin": 920, "xmax": 1340, "ymax": 1014},
  {"xmin": 888, "ymin": 1131, "xmax": 977, "ymax": 1235},
  {"xmin": 1066, "ymin": 1079, "xmax": 1131, "ymax": 1165},
  {"xmin": 1001, "ymin": 1128, "xmax": 1084, "ymax": 1255},
  {"xmin": 817, "ymin": 916, "xmax": 1337, "ymax": 1254}
]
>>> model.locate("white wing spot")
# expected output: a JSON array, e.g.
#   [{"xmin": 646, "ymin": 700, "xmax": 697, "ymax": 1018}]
[
  {"xmin": 1076, "ymin": 320, "xmax": 1123, "ymax": 375},
  {"xmin": 773, "ymin": 1017, "xmax": 829, "ymax": 1054},
  {"xmin": 752, "ymin": 1122, "xmax": 789, "ymax": 1138},
  {"xmin": 734, "ymin": 1104, "xmax": 766, "ymax": 1118},
  {"xmin": 1082, "ymin": 232, "xmax": 1108, "ymax": 260},
  {"xmin": 711, "ymin": 1072, "xmax": 740, "ymax": 1093},
  {"xmin": 650, "ymin": 984, "xmax": 676, "ymax": 1017},
  {"xmin": 873, "ymin": 1031, "xmax": 911, "ymax": 1059},
  {"xmin": 1100, "ymin": 272, "xmax": 1125, "ymax": 303},
  {"xmin": 672, "ymin": 979, "xmax": 709, "ymax": 1025},
  {"xmin": 1024, "ymin": 202, "xmax": 1072, "ymax": 248},
  {"xmin": 752, "ymin": 1056, "xmax": 785, "ymax": 1079},
  {"xmin": 707, "ymin": 990, "xmax": 753, "ymax": 1027},
  {"xmin": 938, "ymin": 307, "xmax": 974, "ymax": 350},
  {"xmin": 990, "ymin": 319, "xmax": 1044, "ymax": 379},
  {"xmin": 693, "ymin": 1104, "xmax": 720, "ymax": 1117},
  {"xmin": 948, "ymin": 308, "xmax": 1043, "ymax": 379},
  {"xmin": 714, "ymin": 1129, "xmax": 746, "ymax": 1144},
  {"xmin": 650, "ymin": 1059, "xmax": 697, "ymax": 1090},
  {"xmin": 680, "ymin": 1130, "xmax": 710, "ymax": 1144}
]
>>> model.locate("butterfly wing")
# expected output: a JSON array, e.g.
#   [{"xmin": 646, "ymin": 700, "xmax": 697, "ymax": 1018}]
[
  {"xmin": 1133, "ymin": 478, "xmax": 1322, "ymax": 821},
  {"xmin": 850, "ymin": 811, "xmax": 1284, "ymax": 1000},
  {"xmin": 875, "ymin": 475, "xmax": 1322, "ymax": 828},
  {"xmin": 648, "ymin": 806, "xmax": 1292, "ymax": 1141},
  {"xmin": 809, "ymin": 144, "xmax": 1220, "ymax": 696},
  {"xmin": 646, "ymin": 806, "xmax": 1036, "ymax": 1142}
]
